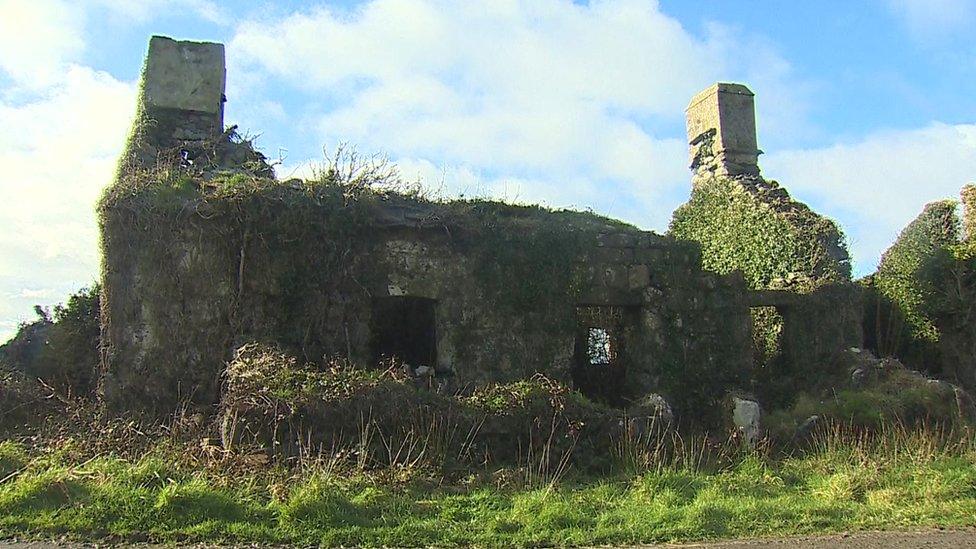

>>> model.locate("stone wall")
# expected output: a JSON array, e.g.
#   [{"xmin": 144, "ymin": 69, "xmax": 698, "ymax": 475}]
[
  {"xmin": 748, "ymin": 285, "xmax": 863, "ymax": 402},
  {"xmin": 99, "ymin": 182, "xmax": 754, "ymax": 423},
  {"xmin": 674, "ymin": 83, "xmax": 861, "ymax": 403},
  {"xmin": 98, "ymin": 38, "xmax": 862, "ymax": 425}
]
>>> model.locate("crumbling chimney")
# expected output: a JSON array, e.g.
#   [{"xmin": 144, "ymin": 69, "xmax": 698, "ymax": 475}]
[
  {"xmin": 122, "ymin": 36, "xmax": 226, "ymax": 168},
  {"xmin": 962, "ymin": 184, "xmax": 976, "ymax": 243},
  {"xmin": 685, "ymin": 83, "xmax": 761, "ymax": 181}
]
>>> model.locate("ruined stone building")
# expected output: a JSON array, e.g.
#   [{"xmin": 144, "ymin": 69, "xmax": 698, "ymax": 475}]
[{"xmin": 99, "ymin": 37, "xmax": 861, "ymax": 419}]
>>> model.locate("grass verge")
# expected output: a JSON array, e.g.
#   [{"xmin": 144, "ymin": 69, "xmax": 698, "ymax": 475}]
[{"xmin": 0, "ymin": 423, "xmax": 974, "ymax": 547}]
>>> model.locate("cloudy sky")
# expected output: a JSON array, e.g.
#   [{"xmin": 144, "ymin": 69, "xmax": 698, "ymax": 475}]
[{"xmin": 1, "ymin": 0, "xmax": 975, "ymax": 340}]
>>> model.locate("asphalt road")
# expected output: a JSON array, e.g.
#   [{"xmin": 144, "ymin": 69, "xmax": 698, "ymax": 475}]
[{"xmin": 658, "ymin": 528, "xmax": 976, "ymax": 548}]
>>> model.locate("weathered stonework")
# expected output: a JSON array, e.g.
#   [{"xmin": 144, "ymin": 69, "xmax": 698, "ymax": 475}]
[
  {"xmin": 99, "ymin": 184, "xmax": 756, "ymax": 422},
  {"xmin": 119, "ymin": 36, "xmax": 227, "ymax": 173},
  {"xmin": 98, "ymin": 38, "xmax": 865, "ymax": 426},
  {"xmin": 676, "ymin": 84, "xmax": 861, "ymax": 403},
  {"xmin": 962, "ymin": 183, "xmax": 976, "ymax": 243},
  {"xmin": 143, "ymin": 36, "xmax": 225, "ymax": 117},
  {"xmin": 686, "ymin": 83, "xmax": 761, "ymax": 181}
]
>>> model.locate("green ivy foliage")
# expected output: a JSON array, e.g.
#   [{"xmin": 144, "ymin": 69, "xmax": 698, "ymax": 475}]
[
  {"xmin": 0, "ymin": 285, "xmax": 101, "ymax": 397},
  {"xmin": 669, "ymin": 177, "xmax": 850, "ymax": 291},
  {"xmin": 874, "ymin": 200, "xmax": 960, "ymax": 343},
  {"xmin": 867, "ymin": 194, "xmax": 976, "ymax": 389},
  {"xmin": 669, "ymin": 176, "xmax": 852, "ymax": 394}
]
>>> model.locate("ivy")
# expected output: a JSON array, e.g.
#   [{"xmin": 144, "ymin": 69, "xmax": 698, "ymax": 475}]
[
  {"xmin": 668, "ymin": 177, "xmax": 850, "ymax": 292},
  {"xmin": 874, "ymin": 200, "xmax": 960, "ymax": 343}
]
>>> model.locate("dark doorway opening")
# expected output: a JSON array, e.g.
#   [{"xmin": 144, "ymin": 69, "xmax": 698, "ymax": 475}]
[
  {"xmin": 371, "ymin": 297, "xmax": 438, "ymax": 368},
  {"xmin": 572, "ymin": 305, "xmax": 630, "ymax": 405}
]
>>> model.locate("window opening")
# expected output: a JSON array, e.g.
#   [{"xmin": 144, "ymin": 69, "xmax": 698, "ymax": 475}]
[
  {"xmin": 750, "ymin": 306, "xmax": 784, "ymax": 371},
  {"xmin": 371, "ymin": 296, "xmax": 437, "ymax": 369},
  {"xmin": 586, "ymin": 327, "xmax": 615, "ymax": 365},
  {"xmin": 573, "ymin": 305, "xmax": 631, "ymax": 405}
]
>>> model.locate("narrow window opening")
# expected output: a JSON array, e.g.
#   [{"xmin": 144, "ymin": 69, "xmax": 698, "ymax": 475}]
[
  {"xmin": 750, "ymin": 306, "xmax": 784, "ymax": 371},
  {"xmin": 586, "ymin": 327, "xmax": 616, "ymax": 366},
  {"xmin": 371, "ymin": 296, "xmax": 437, "ymax": 369},
  {"xmin": 573, "ymin": 305, "xmax": 630, "ymax": 405}
]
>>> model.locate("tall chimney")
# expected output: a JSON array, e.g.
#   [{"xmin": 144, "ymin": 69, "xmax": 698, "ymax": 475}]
[
  {"xmin": 121, "ymin": 36, "xmax": 226, "ymax": 169},
  {"xmin": 962, "ymin": 184, "xmax": 976, "ymax": 243},
  {"xmin": 685, "ymin": 83, "xmax": 761, "ymax": 181}
]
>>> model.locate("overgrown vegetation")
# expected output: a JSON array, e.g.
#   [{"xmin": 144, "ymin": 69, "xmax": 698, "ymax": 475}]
[
  {"xmin": 669, "ymin": 176, "xmax": 857, "ymax": 405},
  {"xmin": 750, "ymin": 306, "xmax": 784, "ymax": 372},
  {"xmin": 220, "ymin": 343, "xmax": 616, "ymax": 474},
  {"xmin": 864, "ymin": 190, "xmax": 976, "ymax": 391},
  {"xmin": 3, "ymin": 329, "xmax": 973, "ymax": 545},
  {"xmin": 764, "ymin": 357, "xmax": 961, "ymax": 441},
  {"xmin": 99, "ymin": 139, "xmax": 659, "ymax": 414},
  {"xmin": 0, "ymin": 285, "xmax": 100, "ymax": 398},
  {"xmin": 669, "ymin": 176, "xmax": 851, "ymax": 291},
  {"xmin": 0, "ymin": 417, "xmax": 974, "ymax": 546}
]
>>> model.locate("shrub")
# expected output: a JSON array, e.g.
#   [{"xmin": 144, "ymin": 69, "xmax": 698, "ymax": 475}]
[
  {"xmin": 0, "ymin": 365, "xmax": 56, "ymax": 432},
  {"xmin": 669, "ymin": 176, "xmax": 850, "ymax": 291},
  {"xmin": 765, "ymin": 358, "xmax": 959, "ymax": 442},
  {"xmin": 219, "ymin": 344, "xmax": 622, "ymax": 473},
  {"xmin": 0, "ymin": 285, "xmax": 100, "ymax": 397},
  {"xmin": 873, "ymin": 201, "xmax": 958, "ymax": 345},
  {"xmin": 867, "ymin": 193, "xmax": 976, "ymax": 389}
]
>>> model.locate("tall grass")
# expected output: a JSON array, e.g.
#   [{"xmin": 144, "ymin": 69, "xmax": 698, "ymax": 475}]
[{"xmin": 1, "ymin": 421, "xmax": 974, "ymax": 546}]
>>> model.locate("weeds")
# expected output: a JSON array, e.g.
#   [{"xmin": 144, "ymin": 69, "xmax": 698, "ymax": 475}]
[{"xmin": 1, "ymin": 415, "xmax": 974, "ymax": 546}]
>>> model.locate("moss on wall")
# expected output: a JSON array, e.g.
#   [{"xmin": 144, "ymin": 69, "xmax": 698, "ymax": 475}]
[{"xmin": 99, "ymin": 153, "xmax": 754, "ymax": 422}]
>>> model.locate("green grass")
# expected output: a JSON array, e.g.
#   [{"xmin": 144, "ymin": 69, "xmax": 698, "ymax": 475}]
[{"xmin": 1, "ymin": 428, "xmax": 974, "ymax": 547}]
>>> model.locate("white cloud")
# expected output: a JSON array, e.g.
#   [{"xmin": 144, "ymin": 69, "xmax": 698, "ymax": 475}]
[
  {"xmin": 229, "ymin": 0, "xmax": 806, "ymax": 234},
  {"xmin": 89, "ymin": 0, "xmax": 227, "ymax": 25},
  {"xmin": 764, "ymin": 122, "xmax": 976, "ymax": 274},
  {"xmin": 886, "ymin": 0, "xmax": 976, "ymax": 38},
  {"xmin": 0, "ymin": 65, "xmax": 135, "ymax": 341},
  {"xmin": 11, "ymin": 288, "xmax": 57, "ymax": 300},
  {"xmin": 0, "ymin": 0, "xmax": 85, "ymax": 88}
]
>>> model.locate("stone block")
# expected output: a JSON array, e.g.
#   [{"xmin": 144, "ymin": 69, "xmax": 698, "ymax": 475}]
[
  {"xmin": 628, "ymin": 265, "xmax": 651, "ymax": 290},
  {"xmin": 596, "ymin": 232, "xmax": 637, "ymax": 248},
  {"xmin": 634, "ymin": 248, "xmax": 665, "ymax": 264},
  {"xmin": 601, "ymin": 265, "xmax": 629, "ymax": 289},
  {"xmin": 143, "ymin": 36, "xmax": 225, "ymax": 115},
  {"xmin": 637, "ymin": 233, "xmax": 669, "ymax": 249},
  {"xmin": 591, "ymin": 246, "xmax": 633, "ymax": 263}
]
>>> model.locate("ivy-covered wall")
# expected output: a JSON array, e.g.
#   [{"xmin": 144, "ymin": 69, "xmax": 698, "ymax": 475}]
[
  {"xmin": 866, "ymin": 192, "xmax": 976, "ymax": 390},
  {"xmin": 99, "ymin": 164, "xmax": 754, "ymax": 423},
  {"xmin": 668, "ymin": 174, "xmax": 861, "ymax": 401},
  {"xmin": 669, "ymin": 175, "xmax": 851, "ymax": 289}
]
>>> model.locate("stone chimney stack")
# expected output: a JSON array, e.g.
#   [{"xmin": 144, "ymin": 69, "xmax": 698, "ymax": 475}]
[
  {"xmin": 962, "ymin": 184, "xmax": 976, "ymax": 243},
  {"xmin": 122, "ymin": 36, "xmax": 226, "ymax": 168},
  {"xmin": 686, "ymin": 83, "xmax": 761, "ymax": 181}
]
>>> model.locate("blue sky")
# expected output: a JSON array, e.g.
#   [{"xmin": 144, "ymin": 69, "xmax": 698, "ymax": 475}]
[{"xmin": 1, "ymin": 0, "xmax": 975, "ymax": 339}]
